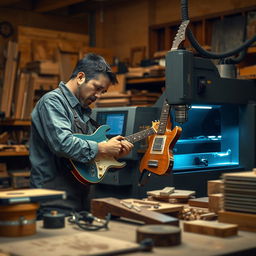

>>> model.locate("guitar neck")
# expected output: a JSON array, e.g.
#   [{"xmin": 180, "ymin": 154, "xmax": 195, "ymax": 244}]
[
  {"xmin": 157, "ymin": 100, "xmax": 170, "ymax": 135},
  {"xmin": 125, "ymin": 127, "xmax": 155, "ymax": 144}
]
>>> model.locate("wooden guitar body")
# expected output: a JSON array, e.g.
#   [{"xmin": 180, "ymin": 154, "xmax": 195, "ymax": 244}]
[{"xmin": 139, "ymin": 126, "xmax": 182, "ymax": 175}]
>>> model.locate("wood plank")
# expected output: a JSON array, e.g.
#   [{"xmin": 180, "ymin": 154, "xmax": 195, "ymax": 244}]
[
  {"xmin": 0, "ymin": 41, "xmax": 18, "ymax": 118},
  {"xmin": 57, "ymin": 50, "xmax": 79, "ymax": 83},
  {"xmin": 122, "ymin": 198, "xmax": 183, "ymax": 214},
  {"xmin": 188, "ymin": 197, "xmax": 209, "ymax": 208},
  {"xmin": 147, "ymin": 189, "xmax": 195, "ymax": 199},
  {"xmin": 207, "ymin": 180, "xmax": 223, "ymax": 195},
  {"xmin": 91, "ymin": 197, "xmax": 179, "ymax": 225},
  {"xmin": 35, "ymin": 0, "xmax": 86, "ymax": 13},
  {"xmin": 0, "ymin": 120, "xmax": 31, "ymax": 126},
  {"xmin": 183, "ymin": 220, "xmax": 238, "ymax": 237},
  {"xmin": 126, "ymin": 76, "xmax": 165, "ymax": 84},
  {"xmin": 218, "ymin": 210, "xmax": 256, "ymax": 232},
  {"xmin": 14, "ymin": 72, "xmax": 29, "ymax": 119},
  {"xmin": 0, "ymin": 0, "xmax": 20, "ymax": 6}
]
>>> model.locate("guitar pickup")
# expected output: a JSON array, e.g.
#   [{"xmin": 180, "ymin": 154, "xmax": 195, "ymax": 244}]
[{"xmin": 148, "ymin": 160, "xmax": 158, "ymax": 167}]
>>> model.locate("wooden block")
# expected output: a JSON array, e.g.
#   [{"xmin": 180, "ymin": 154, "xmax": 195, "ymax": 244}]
[
  {"xmin": 169, "ymin": 190, "xmax": 196, "ymax": 199},
  {"xmin": 147, "ymin": 189, "xmax": 195, "ymax": 199},
  {"xmin": 122, "ymin": 198, "xmax": 183, "ymax": 214},
  {"xmin": 0, "ymin": 163, "xmax": 8, "ymax": 178},
  {"xmin": 209, "ymin": 193, "xmax": 223, "ymax": 213},
  {"xmin": 159, "ymin": 187, "xmax": 175, "ymax": 196},
  {"xmin": 200, "ymin": 212, "xmax": 217, "ymax": 220},
  {"xmin": 188, "ymin": 197, "xmax": 209, "ymax": 208},
  {"xmin": 9, "ymin": 171, "xmax": 31, "ymax": 189},
  {"xmin": 208, "ymin": 180, "xmax": 223, "ymax": 195},
  {"xmin": 0, "ymin": 189, "xmax": 66, "ymax": 205},
  {"xmin": 218, "ymin": 210, "xmax": 256, "ymax": 232},
  {"xmin": 136, "ymin": 225, "xmax": 181, "ymax": 247},
  {"xmin": 183, "ymin": 220, "xmax": 238, "ymax": 237},
  {"xmin": 91, "ymin": 197, "xmax": 179, "ymax": 226}
]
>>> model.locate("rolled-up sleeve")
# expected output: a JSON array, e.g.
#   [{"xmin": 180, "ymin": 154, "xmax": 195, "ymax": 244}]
[{"xmin": 38, "ymin": 97, "xmax": 98, "ymax": 163}]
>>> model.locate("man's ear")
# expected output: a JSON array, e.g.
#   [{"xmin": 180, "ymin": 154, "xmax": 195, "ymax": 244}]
[{"xmin": 77, "ymin": 72, "xmax": 86, "ymax": 86}]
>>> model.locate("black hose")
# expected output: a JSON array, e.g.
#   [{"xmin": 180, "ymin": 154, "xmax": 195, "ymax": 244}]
[{"xmin": 181, "ymin": 0, "xmax": 256, "ymax": 59}]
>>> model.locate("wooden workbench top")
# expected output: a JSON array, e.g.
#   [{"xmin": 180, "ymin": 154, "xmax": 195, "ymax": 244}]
[{"xmin": 0, "ymin": 218, "xmax": 255, "ymax": 255}]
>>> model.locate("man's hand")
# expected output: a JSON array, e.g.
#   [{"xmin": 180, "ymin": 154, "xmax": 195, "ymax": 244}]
[
  {"xmin": 97, "ymin": 135, "xmax": 133, "ymax": 158},
  {"xmin": 116, "ymin": 139, "xmax": 134, "ymax": 159},
  {"xmin": 97, "ymin": 135, "xmax": 123, "ymax": 158}
]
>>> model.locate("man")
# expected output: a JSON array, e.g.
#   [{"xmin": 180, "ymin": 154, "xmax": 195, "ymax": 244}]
[{"xmin": 29, "ymin": 53, "xmax": 133, "ymax": 215}]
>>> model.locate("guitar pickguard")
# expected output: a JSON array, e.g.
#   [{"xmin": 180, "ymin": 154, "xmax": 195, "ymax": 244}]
[{"xmin": 150, "ymin": 135, "xmax": 167, "ymax": 155}]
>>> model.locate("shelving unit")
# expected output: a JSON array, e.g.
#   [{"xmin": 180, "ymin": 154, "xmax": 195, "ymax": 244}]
[
  {"xmin": 0, "ymin": 119, "xmax": 31, "ymax": 189},
  {"xmin": 149, "ymin": 7, "xmax": 256, "ymax": 59},
  {"xmin": 126, "ymin": 76, "xmax": 165, "ymax": 85},
  {"xmin": 0, "ymin": 151, "xmax": 29, "ymax": 157},
  {"xmin": 0, "ymin": 119, "xmax": 31, "ymax": 126}
]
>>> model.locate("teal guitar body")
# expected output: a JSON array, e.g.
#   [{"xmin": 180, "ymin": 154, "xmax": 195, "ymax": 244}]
[
  {"xmin": 70, "ymin": 125, "xmax": 126, "ymax": 184},
  {"xmin": 70, "ymin": 123, "xmax": 158, "ymax": 184}
]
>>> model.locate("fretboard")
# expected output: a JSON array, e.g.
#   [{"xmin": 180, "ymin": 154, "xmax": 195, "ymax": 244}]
[
  {"xmin": 125, "ymin": 127, "xmax": 156, "ymax": 144},
  {"xmin": 157, "ymin": 100, "xmax": 170, "ymax": 135}
]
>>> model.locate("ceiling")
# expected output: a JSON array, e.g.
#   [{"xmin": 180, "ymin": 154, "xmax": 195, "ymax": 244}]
[{"xmin": 0, "ymin": 0, "xmax": 129, "ymax": 17}]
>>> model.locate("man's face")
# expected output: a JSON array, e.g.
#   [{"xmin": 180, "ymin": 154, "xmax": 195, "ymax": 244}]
[{"xmin": 77, "ymin": 73, "xmax": 110, "ymax": 107}]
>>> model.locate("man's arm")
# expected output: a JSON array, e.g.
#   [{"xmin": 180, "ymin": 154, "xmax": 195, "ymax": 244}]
[{"xmin": 38, "ymin": 97, "xmax": 98, "ymax": 163}]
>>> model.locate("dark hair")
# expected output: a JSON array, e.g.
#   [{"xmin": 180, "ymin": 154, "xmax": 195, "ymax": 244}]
[{"xmin": 70, "ymin": 53, "xmax": 118, "ymax": 84}]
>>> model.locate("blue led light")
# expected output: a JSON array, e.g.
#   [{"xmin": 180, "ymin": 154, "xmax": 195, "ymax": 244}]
[{"xmin": 191, "ymin": 105, "xmax": 213, "ymax": 109}]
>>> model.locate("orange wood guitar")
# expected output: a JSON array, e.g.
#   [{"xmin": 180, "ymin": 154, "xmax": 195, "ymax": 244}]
[{"xmin": 139, "ymin": 100, "xmax": 182, "ymax": 175}]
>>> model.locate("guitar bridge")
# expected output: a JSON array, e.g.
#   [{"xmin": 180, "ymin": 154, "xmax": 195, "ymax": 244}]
[{"xmin": 148, "ymin": 160, "xmax": 158, "ymax": 167}]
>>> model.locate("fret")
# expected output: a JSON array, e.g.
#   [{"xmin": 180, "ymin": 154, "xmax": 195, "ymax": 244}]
[
  {"xmin": 157, "ymin": 99, "xmax": 170, "ymax": 135},
  {"xmin": 125, "ymin": 127, "xmax": 155, "ymax": 143}
]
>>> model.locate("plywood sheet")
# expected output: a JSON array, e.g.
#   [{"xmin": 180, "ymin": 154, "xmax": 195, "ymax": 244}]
[{"xmin": 0, "ymin": 188, "xmax": 66, "ymax": 205}]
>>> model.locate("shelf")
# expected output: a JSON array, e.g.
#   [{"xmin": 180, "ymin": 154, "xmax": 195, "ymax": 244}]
[
  {"xmin": 126, "ymin": 77, "xmax": 165, "ymax": 84},
  {"xmin": 0, "ymin": 119, "xmax": 31, "ymax": 126},
  {"xmin": 0, "ymin": 151, "xmax": 29, "ymax": 156},
  {"xmin": 247, "ymin": 46, "xmax": 256, "ymax": 54}
]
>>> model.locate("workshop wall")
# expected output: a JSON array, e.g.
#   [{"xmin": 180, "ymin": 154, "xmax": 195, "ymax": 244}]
[
  {"xmin": 95, "ymin": 0, "xmax": 256, "ymax": 62},
  {"xmin": 0, "ymin": 7, "xmax": 88, "ymax": 36}
]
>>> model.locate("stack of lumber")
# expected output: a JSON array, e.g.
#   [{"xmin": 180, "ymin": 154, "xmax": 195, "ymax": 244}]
[
  {"xmin": 146, "ymin": 187, "xmax": 196, "ymax": 203},
  {"xmin": 0, "ymin": 41, "xmax": 19, "ymax": 118},
  {"xmin": 95, "ymin": 74, "xmax": 130, "ymax": 108},
  {"xmin": 126, "ymin": 65, "xmax": 165, "ymax": 78},
  {"xmin": 0, "ymin": 144, "xmax": 28, "ymax": 153},
  {"xmin": 218, "ymin": 170, "xmax": 256, "ymax": 232},
  {"xmin": 130, "ymin": 90, "xmax": 161, "ymax": 106},
  {"xmin": 222, "ymin": 171, "xmax": 256, "ymax": 214},
  {"xmin": 95, "ymin": 92, "xmax": 131, "ymax": 108},
  {"xmin": 14, "ymin": 72, "xmax": 58, "ymax": 119},
  {"xmin": 239, "ymin": 65, "xmax": 256, "ymax": 79},
  {"xmin": 26, "ymin": 61, "xmax": 59, "ymax": 75}
]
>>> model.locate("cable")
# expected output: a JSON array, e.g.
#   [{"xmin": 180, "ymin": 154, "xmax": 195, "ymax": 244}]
[
  {"xmin": 67, "ymin": 211, "xmax": 111, "ymax": 231},
  {"xmin": 180, "ymin": 0, "xmax": 256, "ymax": 59}
]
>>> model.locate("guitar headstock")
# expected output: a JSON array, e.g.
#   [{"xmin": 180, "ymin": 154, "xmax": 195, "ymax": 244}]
[
  {"xmin": 171, "ymin": 20, "xmax": 190, "ymax": 51},
  {"xmin": 151, "ymin": 121, "xmax": 159, "ymax": 133}
]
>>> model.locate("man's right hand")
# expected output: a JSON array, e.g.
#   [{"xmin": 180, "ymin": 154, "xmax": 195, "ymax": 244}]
[{"xmin": 97, "ymin": 135, "xmax": 124, "ymax": 158}]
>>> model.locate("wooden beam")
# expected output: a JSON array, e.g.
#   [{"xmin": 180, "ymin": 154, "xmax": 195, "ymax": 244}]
[
  {"xmin": 0, "ymin": 0, "xmax": 20, "ymax": 6},
  {"xmin": 34, "ymin": 0, "xmax": 86, "ymax": 13}
]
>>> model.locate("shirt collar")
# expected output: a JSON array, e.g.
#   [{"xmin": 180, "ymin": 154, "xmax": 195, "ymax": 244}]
[{"xmin": 58, "ymin": 81, "xmax": 92, "ymax": 114}]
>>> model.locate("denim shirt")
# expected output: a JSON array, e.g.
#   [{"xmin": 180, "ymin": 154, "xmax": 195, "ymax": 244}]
[{"xmin": 29, "ymin": 82, "xmax": 98, "ymax": 187}]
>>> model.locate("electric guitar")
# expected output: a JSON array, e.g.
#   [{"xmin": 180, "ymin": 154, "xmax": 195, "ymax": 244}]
[
  {"xmin": 139, "ymin": 100, "xmax": 182, "ymax": 175},
  {"xmin": 70, "ymin": 121, "xmax": 159, "ymax": 184}
]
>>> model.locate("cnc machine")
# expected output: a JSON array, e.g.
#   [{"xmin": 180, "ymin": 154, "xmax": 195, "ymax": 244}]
[{"xmin": 91, "ymin": 0, "xmax": 256, "ymax": 198}]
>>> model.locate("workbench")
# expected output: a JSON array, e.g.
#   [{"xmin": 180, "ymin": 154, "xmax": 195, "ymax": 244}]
[{"xmin": 0, "ymin": 218, "xmax": 255, "ymax": 256}]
